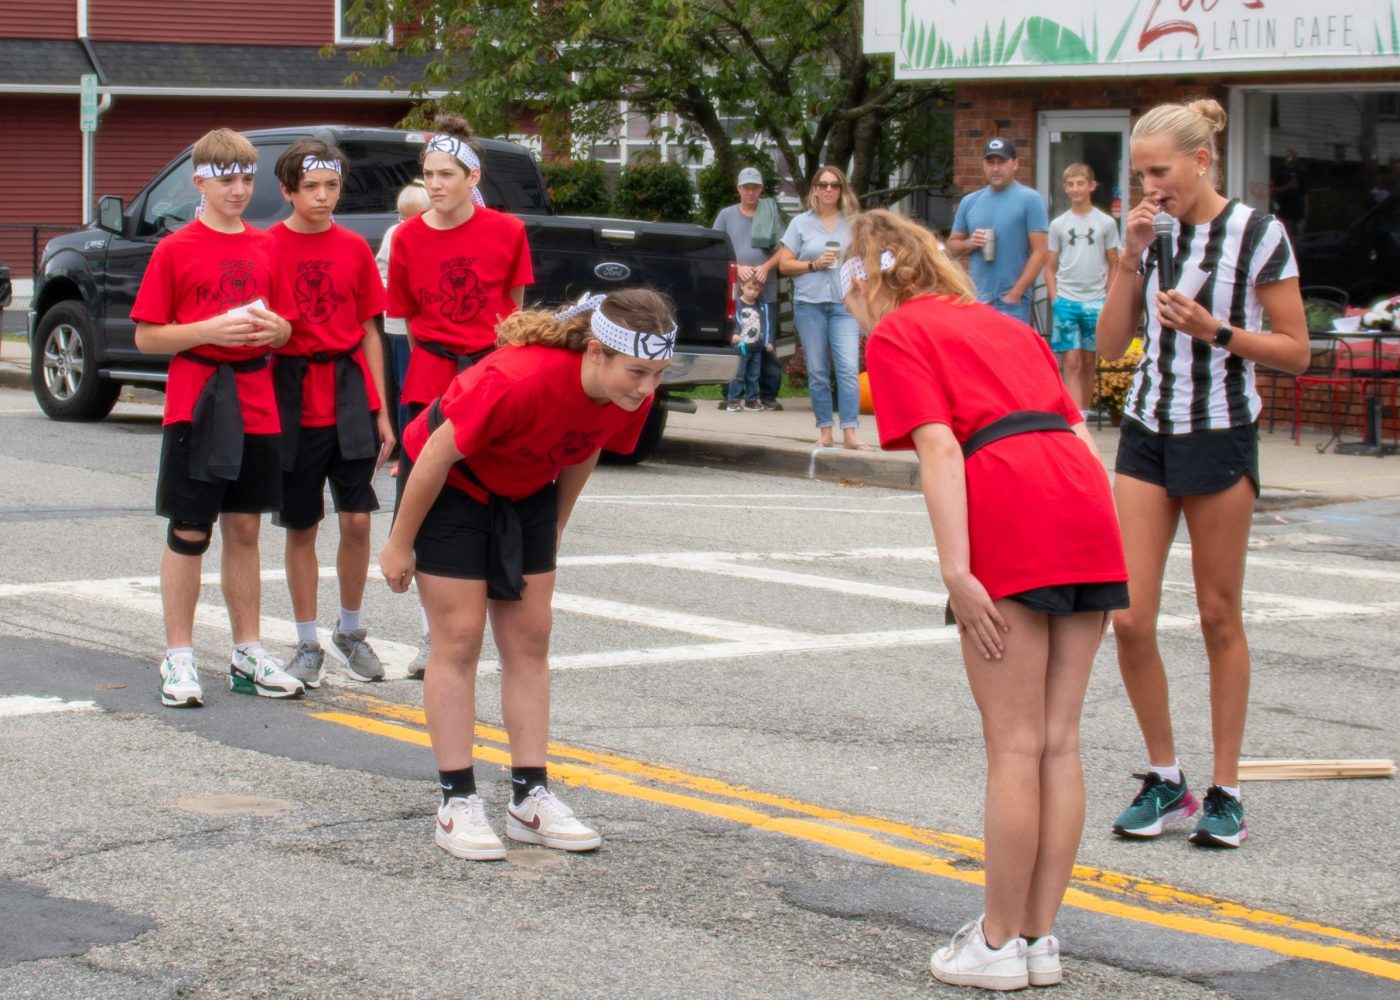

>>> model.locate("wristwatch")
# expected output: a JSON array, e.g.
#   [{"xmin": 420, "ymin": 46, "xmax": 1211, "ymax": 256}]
[
  {"xmin": 1212, "ymin": 323, "xmax": 1234, "ymax": 347},
  {"xmin": 808, "ymin": 260, "xmax": 816, "ymax": 272}
]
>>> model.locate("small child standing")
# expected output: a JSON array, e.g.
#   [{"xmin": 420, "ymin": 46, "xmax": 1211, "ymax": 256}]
[
  {"xmin": 726, "ymin": 274, "xmax": 773, "ymax": 412},
  {"xmin": 1045, "ymin": 163, "xmax": 1121, "ymax": 415}
]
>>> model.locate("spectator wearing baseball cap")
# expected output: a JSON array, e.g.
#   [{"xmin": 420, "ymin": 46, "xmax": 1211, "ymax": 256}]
[
  {"xmin": 712, "ymin": 167, "xmax": 787, "ymax": 409},
  {"xmin": 947, "ymin": 137, "xmax": 1049, "ymax": 325}
]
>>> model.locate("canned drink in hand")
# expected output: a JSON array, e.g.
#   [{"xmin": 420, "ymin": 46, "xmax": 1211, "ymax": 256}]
[{"xmin": 980, "ymin": 229, "xmax": 996, "ymax": 262}]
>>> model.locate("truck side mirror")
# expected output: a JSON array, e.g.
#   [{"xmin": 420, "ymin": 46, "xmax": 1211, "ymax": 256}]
[{"xmin": 97, "ymin": 196, "xmax": 125, "ymax": 235}]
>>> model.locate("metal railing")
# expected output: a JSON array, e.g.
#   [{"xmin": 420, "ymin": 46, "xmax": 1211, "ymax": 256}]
[{"xmin": 0, "ymin": 222, "xmax": 80, "ymax": 279}]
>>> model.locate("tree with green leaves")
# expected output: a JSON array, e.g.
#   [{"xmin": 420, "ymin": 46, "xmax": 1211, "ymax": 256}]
[{"xmin": 344, "ymin": 0, "xmax": 950, "ymax": 204}]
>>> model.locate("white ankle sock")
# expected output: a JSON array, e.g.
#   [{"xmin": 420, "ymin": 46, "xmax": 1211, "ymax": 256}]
[
  {"xmin": 295, "ymin": 620, "xmax": 318, "ymax": 643},
  {"xmin": 420, "ymin": 606, "xmax": 430, "ymax": 641},
  {"xmin": 233, "ymin": 641, "xmax": 264, "ymax": 657},
  {"xmin": 1219, "ymin": 784, "xmax": 1241, "ymax": 801},
  {"xmin": 1149, "ymin": 762, "xmax": 1182, "ymax": 784},
  {"xmin": 338, "ymin": 607, "xmax": 361, "ymax": 633},
  {"xmin": 166, "ymin": 646, "xmax": 194, "ymax": 661}
]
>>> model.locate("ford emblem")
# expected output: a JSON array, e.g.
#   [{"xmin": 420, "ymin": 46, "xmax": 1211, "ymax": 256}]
[{"xmin": 594, "ymin": 262, "xmax": 631, "ymax": 281}]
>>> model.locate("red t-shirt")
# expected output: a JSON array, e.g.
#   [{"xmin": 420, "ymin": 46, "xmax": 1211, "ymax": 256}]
[
  {"xmin": 401, "ymin": 345, "xmax": 651, "ymax": 503},
  {"xmin": 387, "ymin": 207, "xmax": 534, "ymax": 405},
  {"xmin": 866, "ymin": 295, "xmax": 1126, "ymax": 599},
  {"xmin": 130, "ymin": 219, "xmax": 295, "ymax": 433},
  {"xmin": 268, "ymin": 222, "xmax": 387, "ymax": 426}
]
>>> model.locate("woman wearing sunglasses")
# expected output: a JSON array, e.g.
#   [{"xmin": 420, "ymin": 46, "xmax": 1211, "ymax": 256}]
[{"xmin": 774, "ymin": 165, "xmax": 872, "ymax": 450}]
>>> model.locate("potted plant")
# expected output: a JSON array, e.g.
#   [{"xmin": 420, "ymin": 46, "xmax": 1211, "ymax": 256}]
[{"xmin": 1094, "ymin": 337, "xmax": 1144, "ymax": 424}]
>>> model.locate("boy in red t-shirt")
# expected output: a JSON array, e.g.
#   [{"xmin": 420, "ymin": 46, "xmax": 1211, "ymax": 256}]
[
  {"xmin": 132, "ymin": 128, "xmax": 304, "ymax": 708},
  {"xmin": 269, "ymin": 139, "xmax": 393, "ymax": 689}
]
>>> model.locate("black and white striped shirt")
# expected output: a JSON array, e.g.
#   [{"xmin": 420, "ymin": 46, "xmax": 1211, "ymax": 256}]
[{"xmin": 1124, "ymin": 200, "xmax": 1297, "ymax": 434}]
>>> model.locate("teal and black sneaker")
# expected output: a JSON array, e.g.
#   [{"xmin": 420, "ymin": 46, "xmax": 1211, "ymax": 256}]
[
  {"xmin": 1189, "ymin": 786, "xmax": 1248, "ymax": 848},
  {"xmin": 1112, "ymin": 771, "xmax": 1199, "ymax": 839}
]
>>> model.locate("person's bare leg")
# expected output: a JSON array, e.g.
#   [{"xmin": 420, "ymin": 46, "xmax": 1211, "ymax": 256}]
[
  {"xmin": 220, "ymin": 513, "xmax": 262, "ymax": 644},
  {"xmin": 965, "ymin": 600, "xmax": 1050, "ymax": 949},
  {"xmin": 1182, "ymin": 478, "xmax": 1255, "ymax": 787},
  {"xmin": 336, "ymin": 511, "xmax": 372, "ymax": 616},
  {"xmin": 1021, "ymin": 612, "xmax": 1104, "ymax": 937},
  {"xmin": 490, "ymin": 571, "xmax": 557, "ymax": 767},
  {"xmin": 418, "ymin": 573, "xmax": 488, "ymax": 770},
  {"xmin": 1063, "ymin": 350, "xmax": 1089, "ymax": 411},
  {"xmin": 160, "ymin": 535, "xmax": 206, "ymax": 648},
  {"xmin": 1112, "ymin": 476, "xmax": 1183, "ymax": 766},
  {"xmin": 284, "ymin": 524, "xmax": 319, "ymax": 624}
]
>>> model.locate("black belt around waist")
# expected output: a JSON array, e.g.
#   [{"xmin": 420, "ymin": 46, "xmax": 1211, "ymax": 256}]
[
  {"xmin": 961, "ymin": 410, "xmax": 1074, "ymax": 460},
  {"xmin": 179, "ymin": 350, "xmax": 270, "ymax": 483},
  {"xmin": 426, "ymin": 398, "xmax": 525, "ymax": 601},
  {"xmin": 272, "ymin": 349, "xmax": 377, "ymax": 471},
  {"xmin": 417, "ymin": 339, "xmax": 496, "ymax": 373}
]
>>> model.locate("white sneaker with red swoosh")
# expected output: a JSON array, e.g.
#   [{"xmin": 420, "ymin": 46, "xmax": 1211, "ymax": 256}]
[
  {"xmin": 434, "ymin": 794, "xmax": 505, "ymax": 861},
  {"xmin": 506, "ymin": 787, "xmax": 602, "ymax": 851}
]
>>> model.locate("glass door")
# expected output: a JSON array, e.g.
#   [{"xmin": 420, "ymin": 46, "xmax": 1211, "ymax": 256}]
[{"xmin": 1036, "ymin": 110, "xmax": 1131, "ymax": 225}]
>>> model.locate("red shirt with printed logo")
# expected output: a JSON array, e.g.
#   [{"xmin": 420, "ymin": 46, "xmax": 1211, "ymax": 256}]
[
  {"xmin": 268, "ymin": 222, "xmax": 387, "ymax": 426},
  {"xmin": 401, "ymin": 345, "xmax": 651, "ymax": 503},
  {"xmin": 386, "ymin": 207, "xmax": 533, "ymax": 405},
  {"xmin": 866, "ymin": 295, "xmax": 1126, "ymax": 599},
  {"xmin": 130, "ymin": 219, "xmax": 296, "ymax": 432}
]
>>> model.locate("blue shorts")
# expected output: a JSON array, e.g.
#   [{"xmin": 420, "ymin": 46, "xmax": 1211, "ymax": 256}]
[{"xmin": 1051, "ymin": 297, "xmax": 1104, "ymax": 353}]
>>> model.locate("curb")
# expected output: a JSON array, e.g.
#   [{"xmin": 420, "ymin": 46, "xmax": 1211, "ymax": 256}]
[
  {"xmin": 0, "ymin": 361, "xmax": 29, "ymax": 392},
  {"xmin": 655, "ymin": 431, "xmax": 922, "ymax": 492}
]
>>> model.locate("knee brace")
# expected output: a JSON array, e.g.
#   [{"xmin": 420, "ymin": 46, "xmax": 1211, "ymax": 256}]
[{"xmin": 167, "ymin": 520, "xmax": 213, "ymax": 556}]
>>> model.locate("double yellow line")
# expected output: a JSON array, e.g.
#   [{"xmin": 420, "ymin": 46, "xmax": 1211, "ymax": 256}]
[{"xmin": 312, "ymin": 693, "xmax": 1400, "ymax": 982}]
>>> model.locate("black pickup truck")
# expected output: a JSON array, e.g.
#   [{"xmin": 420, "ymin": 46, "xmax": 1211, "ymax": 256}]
[{"xmin": 29, "ymin": 125, "xmax": 738, "ymax": 461}]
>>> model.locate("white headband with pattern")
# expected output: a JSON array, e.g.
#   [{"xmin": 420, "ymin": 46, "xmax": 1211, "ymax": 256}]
[
  {"xmin": 193, "ymin": 162, "xmax": 256, "ymax": 216},
  {"xmin": 425, "ymin": 134, "xmax": 486, "ymax": 206},
  {"xmin": 194, "ymin": 162, "xmax": 257, "ymax": 179},
  {"xmin": 838, "ymin": 250, "xmax": 897, "ymax": 299},
  {"xmin": 554, "ymin": 293, "xmax": 677, "ymax": 361},
  {"xmin": 301, "ymin": 156, "xmax": 342, "ymax": 175}
]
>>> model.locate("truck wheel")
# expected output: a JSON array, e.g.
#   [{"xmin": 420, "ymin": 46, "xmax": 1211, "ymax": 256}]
[
  {"xmin": 601, "ymin": 395, "xmax": 669, "ymax": 466},
  {"xmin": 32, "ymin": 302, "xmax": 120, "ymax": 421}
]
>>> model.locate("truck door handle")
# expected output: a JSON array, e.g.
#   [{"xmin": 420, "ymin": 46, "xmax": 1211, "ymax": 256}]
[{"xmin": 601, "ymin": 228, "xmax": 636, "ymax": 241}]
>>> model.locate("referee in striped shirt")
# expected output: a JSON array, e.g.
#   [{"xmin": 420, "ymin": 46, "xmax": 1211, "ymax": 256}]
[{"xmin": 1097, "ymin": 98, "xmax": 1310, "ymax": 850}]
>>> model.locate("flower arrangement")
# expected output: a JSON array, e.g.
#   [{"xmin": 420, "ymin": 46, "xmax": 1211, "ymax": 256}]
[
  {"xmin": 1094, "ymin": 337, "xmax": 1144, "ymax": 418},
  {"xmin": 1361, "ymin": 296, "xmax": 1399, "ymax": 331}
]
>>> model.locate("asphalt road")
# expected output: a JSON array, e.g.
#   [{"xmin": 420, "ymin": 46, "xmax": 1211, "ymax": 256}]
[{"xmin": 0, "ymin": 385, "xmax": 1396, "ymax": 999}]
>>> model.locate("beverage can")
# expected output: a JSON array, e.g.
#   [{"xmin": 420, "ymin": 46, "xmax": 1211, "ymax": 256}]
[{"xmin": 980, "ymin": 229, "xmax": 996, "ymax": 262}]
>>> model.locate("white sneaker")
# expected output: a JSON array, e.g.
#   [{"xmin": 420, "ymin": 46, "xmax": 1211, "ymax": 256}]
[
  {"xmin": 1025, "ymin": 934, "xmax": 1061, "ymax": 987},
  {"xmin": 406, "ymin": 638, "xmax": 429, "ymax": 681},
  {"xmin": 505, "ymin": 787, "xmax": 602, "ymax": 851},
  {"xmin": 159, "ymin": 653, "xmax": 203, "ymax": 708},
  {"xmin": 434, "ymin": 794, "xmax": 506, "ymax": 861},
  {"xmin": 229, "ymin": 648, "xmax": 304, "ymax": 699},
  {"xmin": 930, "ymin": 916, "xmax": 1029, "ymax": 991}
]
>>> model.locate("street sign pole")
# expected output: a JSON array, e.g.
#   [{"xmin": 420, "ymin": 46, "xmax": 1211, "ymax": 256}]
[{"xmin": 80, "ymin": 74, "xmax": 99, "ymax": 224}]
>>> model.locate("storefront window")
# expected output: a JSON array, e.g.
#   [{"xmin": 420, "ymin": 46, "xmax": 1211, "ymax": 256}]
[{"xmin": 1242, "ymin": 88, "xmax": 1400, "ymax": 305}]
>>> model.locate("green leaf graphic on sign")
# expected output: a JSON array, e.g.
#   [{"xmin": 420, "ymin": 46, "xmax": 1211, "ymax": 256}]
[{"xmin": 1020, "ymin": 16, "xmax": 1095, "ymax": 64}]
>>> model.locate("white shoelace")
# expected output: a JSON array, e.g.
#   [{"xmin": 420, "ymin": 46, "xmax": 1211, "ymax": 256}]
[{"xmin": 167, "ymin": 658, "xmax": 198, "ymax": 683}]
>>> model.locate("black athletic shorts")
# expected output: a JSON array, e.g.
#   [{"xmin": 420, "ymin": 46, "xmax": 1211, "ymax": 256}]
[
  {"xmin": 156, "ymin": 424, "xmax": 282, "ymax": 523},
  {"xmin": 408, "ymin": 475, "xmax": 559, "ymax": 581},
  {"xmin": 1114, "ymin": 417, "xmax": 1260, "ymax": 498},
  {"xmin": 944, "ymin": 581, "xmax": 1129, "ymax": 626},
  {"xmin": 275, "ymin": 425, "xmax": 380, "ymax": 530}
]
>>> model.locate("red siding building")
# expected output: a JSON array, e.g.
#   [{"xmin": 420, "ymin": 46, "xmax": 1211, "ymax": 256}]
[{"xmin": 0, "ymin": 0, "xmax": 433, "ymax": 275}]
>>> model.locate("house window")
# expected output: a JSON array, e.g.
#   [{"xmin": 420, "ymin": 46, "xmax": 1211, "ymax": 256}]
[{"xmin": 336, "ymin": 0, "xmax": 390, "ymax": 45}]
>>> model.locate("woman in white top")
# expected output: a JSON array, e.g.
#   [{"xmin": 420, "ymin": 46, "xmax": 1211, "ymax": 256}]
[
  {"xmin": 773, "ymin": 165, "xmax": 871, "ymax": 450},
  {"xmin": 1096, "ymin": 98, "xmax": 1309, "ymax": 849}
]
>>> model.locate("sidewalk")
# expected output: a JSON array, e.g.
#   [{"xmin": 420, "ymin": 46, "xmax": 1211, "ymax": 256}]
[
  {"xmin": 660, "ymin": 391, "xmax": 1400, "ymax": 507},
  {"xmin": 4, "ymin": 336, "xmax": 1398, "ymax": 506}
]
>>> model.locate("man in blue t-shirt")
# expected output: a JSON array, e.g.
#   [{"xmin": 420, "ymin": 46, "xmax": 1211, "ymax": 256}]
[{"xmin": 948, "ymin": 138, "xmax": 1049, "ymax": 324}]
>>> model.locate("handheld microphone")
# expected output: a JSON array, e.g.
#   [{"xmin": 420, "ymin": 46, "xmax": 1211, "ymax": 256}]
[{"xmin": 1152, "ymin": 211, "xmax": 1176, "ymax": 291}]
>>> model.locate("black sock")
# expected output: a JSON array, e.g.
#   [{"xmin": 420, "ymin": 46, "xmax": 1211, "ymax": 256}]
[
  {"xmin": 511, "ymin": 766, "xmax": 548, "ymax": 805},
  {"xmin": 438, "ymin": 766, "xmax": 476, "ymax": 803}
]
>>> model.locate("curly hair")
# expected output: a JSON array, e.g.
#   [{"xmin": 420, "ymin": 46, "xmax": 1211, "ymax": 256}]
[
  {"xmin": 496, "ymin": 288, "xmax": 677, "ymax": 354},
  {"xmin": 844, "ymin": 209, "xmax": 975, "ymax": 308}
]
